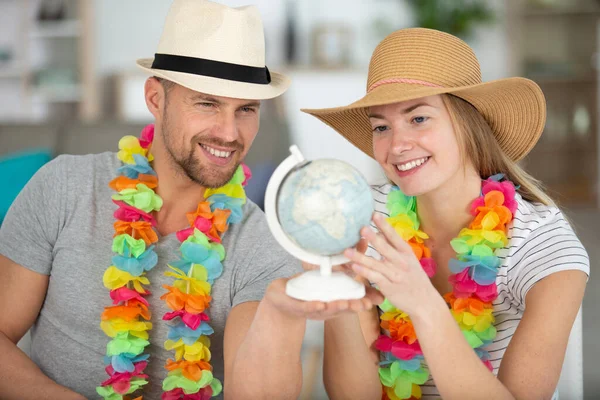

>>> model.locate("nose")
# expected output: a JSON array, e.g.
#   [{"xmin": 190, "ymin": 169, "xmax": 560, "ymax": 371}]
[
  {"xmin": 390, "ymin": 128, "xmax": 414, "ymax": 155},
  {"xmin": 214, "ymin": 111, "xmax": 240, "ymax": 144}
]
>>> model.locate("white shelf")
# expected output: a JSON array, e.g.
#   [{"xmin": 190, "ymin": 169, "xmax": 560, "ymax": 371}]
[{"xmin": 30, "ymin": 20, "xmax": 80, "ymax": 38}]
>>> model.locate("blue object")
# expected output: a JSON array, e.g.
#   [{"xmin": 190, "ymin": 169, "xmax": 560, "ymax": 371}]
[{"xmin": 0, "ymin": 148, "xmax": 52, "ymax": 226}]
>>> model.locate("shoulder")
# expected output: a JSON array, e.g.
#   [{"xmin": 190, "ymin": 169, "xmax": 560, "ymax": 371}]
[
  {"xmin": 53, "ymin": 151, "xmax": 119, "ymax": 177},
  {"xmin": 503, "ymin": 195, "xmax": 589, "ymax": 305},
  {"xmin": 508, "ymin": 195, "xmax": 587, "ymax": 261}
]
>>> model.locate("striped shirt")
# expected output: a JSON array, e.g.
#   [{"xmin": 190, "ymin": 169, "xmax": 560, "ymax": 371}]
[{"xmin": 366, "ymin": 184, "xmax": 590, "ymax": 399}]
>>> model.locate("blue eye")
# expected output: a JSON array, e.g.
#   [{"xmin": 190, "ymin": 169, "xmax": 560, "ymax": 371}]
[
  {"xmin": 412, "ymin": 116, "xmax": 428, "ymax": 124},
  {"xmin": 372, "ymin": 125, "xmax": 388, "ymax": 133}
]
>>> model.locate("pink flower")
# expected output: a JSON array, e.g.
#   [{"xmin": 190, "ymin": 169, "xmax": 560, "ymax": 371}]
[
  {"xmin": 102, "ymin": 361, "xmax": 148, "ymax": 394},
  {"xmin": 449, "ymin": 270, "xmax": 497, "ymax": 302},
  {"xmin": 481, "ymin": 178, "xmax": 517, "ymax": 215},
  {"xmin": 483, "ymin": 359, "xmax": 493, "ymax": 372},
  {"xmin": 242, "ymin": 164, "xmax": 252, "ymax": 186},
  {"xmin": 176, "ymin": 216, "xmax": 221, "ymax": 243},
  {"xmin": 163, "ymin": 310, "xmax": 210, "ymax": 330},
  {"xmin": 375, "ymin": 335, "xmax": 423, "ymax": 360},
  {"xmin": 113, "ymin": 200, "xmax": 156, "ymax": 225},
  {"xmin": 110, "ymin": 287, "xmax": 150, "ymax": 306},
  {"xmin": 420, "ymin": 257, "xmax": 436, "ymax": 278},
  {"xmin": 139, "ymin": 124, "xmax": 155, "ymax": 149}
]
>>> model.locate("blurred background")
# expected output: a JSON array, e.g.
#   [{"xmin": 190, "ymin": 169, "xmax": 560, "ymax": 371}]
[{"xmin": 1, "ymin": 0, "xmax": 599, "ymax": 398}]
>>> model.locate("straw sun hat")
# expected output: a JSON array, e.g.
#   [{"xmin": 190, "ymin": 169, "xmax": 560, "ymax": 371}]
[
  {"xmin": 136, "ymin": 0, "xmax": 290, "ymax": 100},
  {"xmin": 302, "ymin": 28, "xmax": 546, "ymax": 162}
]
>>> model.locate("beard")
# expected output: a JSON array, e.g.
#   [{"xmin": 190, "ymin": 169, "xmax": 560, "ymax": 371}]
[{"xmin": 161, "ymin": 113, "xmax": 243, "ymax": 189}]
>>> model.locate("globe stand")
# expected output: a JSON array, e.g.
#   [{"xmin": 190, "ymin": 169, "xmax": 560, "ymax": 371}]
[{"xmin": 264, "ymin": 145, "xmax": 366, "ymax": 302}]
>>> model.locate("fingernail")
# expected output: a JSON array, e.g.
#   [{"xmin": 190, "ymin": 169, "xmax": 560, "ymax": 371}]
[
  {"xmin": 373, "ymin": 213, "xmax": 383, "ymax": 221},
  {"xmin": 345, "ymin": 248, "xmax": 355, "ymax": 256},
  {"xmin": 352, "ymin": 263, "xmax": 362, "ymax": 272}
]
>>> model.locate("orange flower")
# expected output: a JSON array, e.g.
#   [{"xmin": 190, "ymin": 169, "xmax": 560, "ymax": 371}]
[
  {"xmin": 165, "ymin": 359, "xmax": 212, "ymax": 380},
  {"xmin": 109, "ymin": 174, "xmax": 158, "ymax": 191},
  {"xmin": 101, "ymin": 299, "xmax": 150, "ymax": 321},
  {"xmin": 212, "ymin": 208, "xmax": 231, "ymax": 234},
  {"xmin": 470, "ymin": 191, "xmax": 512, "ymax": 232},
  {"xmin": 408, "ymin": 239, "xmax": 431, "ymax": 260},
  {"xmin": 161, "ymin": 285, "xmax": 211, "ymax": 314},
  {"xmin": 186, "ymin": 202, "xmax": 213, "ymax": 226},
  {"xmin": 383, "ymin": 318, "xmax": 417, "ymax": 344},
  {"xmin": 444, "ymin": 293, "xmax": 492, "ymax": 316},
  {"xmin": 114, "ymin": 220, "xmax": 158, "ymax": 245}
]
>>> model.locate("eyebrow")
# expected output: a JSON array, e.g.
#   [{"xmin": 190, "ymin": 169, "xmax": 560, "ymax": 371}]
[
  {"xmin": 190, "ymin": 94, "xmax": 260, "ymax": 109},
  {"xmin": 368, "ymin": 102, "xmax": 431, "ymax": 119}
]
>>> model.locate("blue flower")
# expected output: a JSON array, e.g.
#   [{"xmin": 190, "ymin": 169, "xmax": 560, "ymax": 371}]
[
  {"xmin": 112, "ymin": 246, "xmax": 158, "ymax": 276},
  {"xmin": 449, "ymin": 255, "xmax": 501, "ymax": 286},
  {"xmin": 104, "ymin": 353, "xmax": 150, "ymax": 373},
  {"xmin": 170, "ymin": 241, "xmax": 223, "ymax": 284},
  {"xmin": 117, "ymin": 154, "xmax": 156, "ymax": 179},
  {"xmin": 167, "ymin": 321, "xmax": 214, "ymax": 345},
  {"xmin": 206, "ymin": 194, "xmax": 244, "ymax": 224}
]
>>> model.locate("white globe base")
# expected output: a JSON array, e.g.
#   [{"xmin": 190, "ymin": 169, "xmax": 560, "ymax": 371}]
[{"xmin": 285, "ymin": 270, "xmax": 366, "ymax": 302}]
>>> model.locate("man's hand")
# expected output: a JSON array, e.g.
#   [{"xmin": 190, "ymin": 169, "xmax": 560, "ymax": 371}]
[{"xmin": 265, "ymin": 239, "xmax": 384, "ymax": 321}]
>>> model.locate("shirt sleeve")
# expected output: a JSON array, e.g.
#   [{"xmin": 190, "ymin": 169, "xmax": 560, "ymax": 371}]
[
  {"xmin": 0, "ymin": 156, "xmax": 69, "ymax": 275},
  {"xmin": 508, "ymin": 211, "xmax": 590, "ymax": 307}
]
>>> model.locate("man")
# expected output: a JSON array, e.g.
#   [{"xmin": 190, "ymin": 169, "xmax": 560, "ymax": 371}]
[{"xmin": 0, "ymin": 1, "xmax": 379, "ymax": 399}]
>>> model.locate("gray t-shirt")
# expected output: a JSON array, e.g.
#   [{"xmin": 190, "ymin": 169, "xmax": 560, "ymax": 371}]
[{"xmin": 0, "ymin": 152, "xmax": 301, "ymax": 399}]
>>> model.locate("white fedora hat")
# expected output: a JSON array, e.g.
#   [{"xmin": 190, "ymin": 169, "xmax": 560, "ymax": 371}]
[{"xmin": 137, "ymin": 0, "xmax": 290, "ymax": 100}]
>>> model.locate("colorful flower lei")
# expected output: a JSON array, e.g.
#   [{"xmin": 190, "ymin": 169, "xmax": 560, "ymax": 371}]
[
  {"xmin": 378, "ymin": 175, "xmax": 517, "ymax": 400},
  {"xmin": 98, "ymin": 124, "xmax": 251, "ymax": 399}
]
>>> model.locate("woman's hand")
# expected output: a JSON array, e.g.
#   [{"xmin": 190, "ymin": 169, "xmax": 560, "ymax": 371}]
[{"xmin": 344, "ymin": 213, "xmax": 440, "ymax": 316}]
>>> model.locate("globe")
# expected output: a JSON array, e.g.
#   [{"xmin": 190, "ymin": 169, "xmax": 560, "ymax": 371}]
[{"xmin": 276, "ymin": 159, "xmax": 374, "ymax": 257}]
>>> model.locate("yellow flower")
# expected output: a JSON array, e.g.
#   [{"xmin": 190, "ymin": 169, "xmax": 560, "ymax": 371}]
[
  {"xmin": 103, "ymin": 266, "xmax": 150, "ymax": 293},
  {"xmin": 117, "ymin": 135, "xmax": 153, "ymax": 164}
]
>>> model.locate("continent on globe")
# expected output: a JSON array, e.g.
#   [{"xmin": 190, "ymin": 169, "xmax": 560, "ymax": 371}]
[{"xmin": 277, "ymin": 159, "xmax": 374, "ymax": 256}]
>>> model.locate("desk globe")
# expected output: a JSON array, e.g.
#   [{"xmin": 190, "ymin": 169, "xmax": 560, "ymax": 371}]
[{"xmin": 264, "ymin": 145, "xmax": 374, "ymax": 301}]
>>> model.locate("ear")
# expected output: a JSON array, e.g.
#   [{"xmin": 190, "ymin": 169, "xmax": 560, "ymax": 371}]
[{"xmin": 144, "ymin": 77, "xmax": 167, "ymax": 120}]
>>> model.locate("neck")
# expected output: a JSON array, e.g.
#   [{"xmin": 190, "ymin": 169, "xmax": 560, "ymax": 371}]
[
  {"xmin": 150, "ymin": 131, "xmax": 206, "ymax": 233},
  {"xmin": 416, "ymin": 168, "xmax": 481, "ymax": 244}
]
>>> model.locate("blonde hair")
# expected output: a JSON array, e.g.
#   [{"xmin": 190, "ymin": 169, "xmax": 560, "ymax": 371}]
[{"xmin": 442, "ymin": 94, "xmax": 555, "ymax": 206}]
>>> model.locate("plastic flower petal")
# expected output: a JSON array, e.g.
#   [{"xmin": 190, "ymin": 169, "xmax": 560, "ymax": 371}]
[
  {"xmin": 112, "ymin": 184, "xmax": 163, "ymax": 213},
  {"xmin": 103, "ymin": 266, "xmax": 150, "ymax": 293},
  {"xmin": 375, "ymin": 335, "xmax": 423, "ymax": 360},
  {"xmin": 117, "ymin": 154, "xmax": 156, "ymax": 179},
  {"xmin": 167, "ymin": 321, "xmax": 214, "ymax": 345},
  {"xmin": 113, "ymin": 200, "xmax": 156, "ymax": 225},
  {"xmin": 163, "ymin": 310, "xmax": 210, "ymax": 330},
  {"xmin": 112, "ymin": 246, "xmax": 158, "ymax": 276},
  {"xmin": 114, "ymin": 220, "xmax": 158, "ymax": 245}
]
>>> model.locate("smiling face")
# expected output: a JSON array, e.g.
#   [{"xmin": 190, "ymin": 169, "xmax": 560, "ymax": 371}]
[
  {"xmin": 153, "ymin": 81, "xmax": 261, "ymax": 188},
  {"xmin": 370, "ymin": 95, "xmax": 472, "ymax": 196}
]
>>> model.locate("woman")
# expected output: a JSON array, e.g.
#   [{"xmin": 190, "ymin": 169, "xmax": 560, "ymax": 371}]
[{"xmin": 302, "ymin": 28, "xmax": 589, "ymax": 400}]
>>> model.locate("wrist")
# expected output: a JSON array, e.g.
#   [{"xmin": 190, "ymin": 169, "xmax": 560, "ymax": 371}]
[
  {"xmin": 409, "ymin": 287, "xmax": 449, "ymax": 328},
  {"xmin": 262, "ymin": 284, "xmax": 308, "ymax": 325}
]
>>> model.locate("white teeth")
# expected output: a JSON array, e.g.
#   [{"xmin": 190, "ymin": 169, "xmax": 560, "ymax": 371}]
[
  {"xmin": 396, "ymin": 157, "xmax": 428, "ymax": 172},
  {"xmin": 202, "ymin": 145, "xmax": 232, "ymax": 158}
]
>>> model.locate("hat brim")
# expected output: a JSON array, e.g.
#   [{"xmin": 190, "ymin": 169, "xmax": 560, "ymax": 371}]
[
  {"xmin": 301, "ymin": 77, "xmax": 546, "ymax": 162},
  {"xmin": 136, "ymin": 58, "xmax": 290, "ymax": 100}
]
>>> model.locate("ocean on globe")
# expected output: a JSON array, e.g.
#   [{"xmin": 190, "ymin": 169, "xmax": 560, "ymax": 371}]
[{"xmin": 276, "ymin": 159, "xmax": 374, "ymax": 256}]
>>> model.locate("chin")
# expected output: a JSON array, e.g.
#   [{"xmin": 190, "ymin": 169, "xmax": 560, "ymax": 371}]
[{"xmin": 387, "ymin": 172, "xmax": 439, "ymax": 197}]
